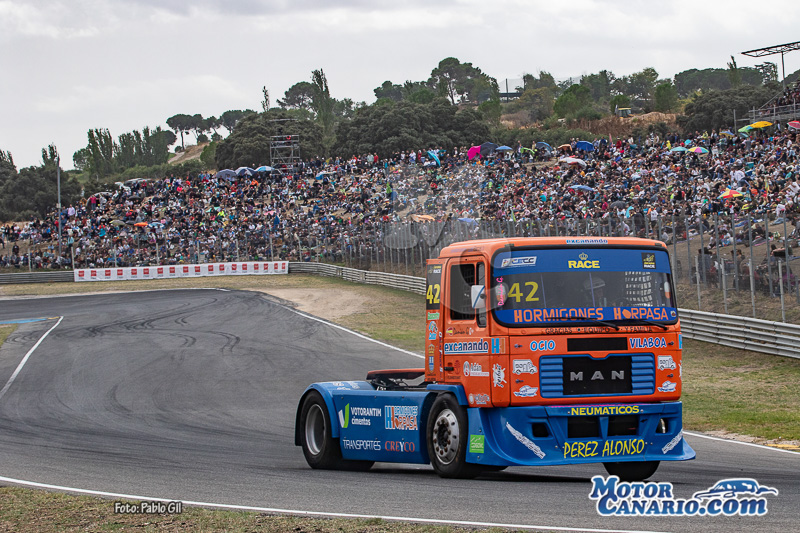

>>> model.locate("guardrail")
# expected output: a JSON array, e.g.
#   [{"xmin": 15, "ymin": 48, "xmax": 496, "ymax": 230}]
[{"xmin": 2, "ymin": 265, "xmax": 799, "ymax": 359}]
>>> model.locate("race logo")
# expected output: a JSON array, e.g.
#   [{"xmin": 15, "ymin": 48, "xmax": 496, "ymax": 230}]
[
  {"xmin": 658, "ymin": 380, "xmax": 677, "ymax": 393},
  {"xmin": 500, "ymin": 256, "xmax": 537, "ymax": 268},
  {"xmin": 469, "ymin": 434, "xmax": 485, "ymax": 453},
  {"xmin": 642, "ymin": 252, "xmax": 657, "ymax": 269},
  {"xmin": 492, "ymin": 364, "xmax": 506, "ymax": 388},
  {"xmin": 568, "ymin": 252, "xmax": 600, "ymax": 269},
  {"xmin": 590, "ymin": 476, "xmax": 778, "ymax": 517},
  {"xmin": 657, "ymin": 355, "xmax": 676, "ymax": 370},
  {"xmin": 513, "ymin": 359, "xmax": 538, "ymax": 375},
  {"xmin": 385, "ymin": 405, "xmax": 418, "ymax": 430},
  {"xmin": 463, "ymin": 361, "xmax": 490, "ymax": 377},
  {"xmin": 514, "ymin": 385, "xmax": 538, "ymax": 398}
]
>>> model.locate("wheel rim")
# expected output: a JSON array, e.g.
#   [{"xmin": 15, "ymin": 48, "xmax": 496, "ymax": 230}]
[
  {"xmin": 432, "ymin": 408, "xmax": 459, "ymax": 465},
  {"xmin": 305, "ymin": 404, "xmax": 325, "ymax": 456}
]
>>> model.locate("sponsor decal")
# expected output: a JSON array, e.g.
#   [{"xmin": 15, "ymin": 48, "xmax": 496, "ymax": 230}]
[
  {"xmin": 492, "ymin": 364, "xmax": 506, "ymax": 388},
  {"xmin": 513, "ymin": 308, "xmax": 604, "ymax": 323},
  {"xmin": 473, "ymin": 393, "xmax": 490, "ymax": 405},
  {"xmin": 491, "ymin": 337, "xmax": 505, "ymax": 354},
  {"xmin": 341, "ymin": 438, "xmax": 382, "ymax": 451},
  {"xmin": 500, "ymin": 256, "xmax": 538, "ymax": 268},
  {"xmin": 428, "ymin": 321, "xmax": 438, "ymax": 340},
  {"xmin": 463, "ymin": 361, "xmax": 490, "ymax": 377},
  {"xmin": 529, "ymin": 340, "xmax": 555, "ymax": 352},
  {"xmin": 427, "ymin": 345, "xmax": 435, "ymax": 355},
  {"xmin": 444, "ymin": 339, "xmax": 489, "ymax": 355},
  {"xmin": 564, "ymin": 438, "xmax": 645, "ymax": 459},
  {"xmin": 678, "ymin": 334, "xmax": 683, "ymax": 349},
  {"xmin": 657, "ymin": 355, "xmax": 676, "ymax": 370},
  {"xmin": 658, "ymin": 380, "xmax": 677, "ymax": 393},
  {"xmin": 589, "ymin": 476, "xmax": 778, "ymax": 517},
  {"xmin": 679, "ymin": 362, "xmax": 682, "ymax": 378},
  {"xmin": 570, "ymin": 405, "xmax": 640, "ymax": 416},
  {"xmin": 568, "ymin": 252, "xmax": 600, "ymax": 269},
  {"xmin": 496, "ymin": 281, "xmax": 506, "ymax": 306},
  {"xmin": 514, "ymin": 385, "xmax": 539, "ymax": 398},
  {"xmin": 662, "ymin": 431, "xmax": 683, "ymax": 454},
  {"xmin": 629, "ymin": 337, "xmax": 667, "ymax": 349},
  {"xmin": 506, "ymin": 422, "xmax": 546, "ymax": 458},
  {"xmin": 427, "ymin": 312, "xmax": 440, "ymax": 320},
  {"xmin": 545, "ymin": 327, "xmax": 573, "ymax": 335},
  {"xmin": 385, "ymin": 440, "xmax": 416, "ymax": 453},
  {"xmin": 566, "ymin": 238, "xmax": 608, "ymax": 244},
  {"xmin": 642, "ymin": 252, "xmax": 657, "ymax": 270},
  {"xmin": 613, "ymin": 307, "xmax": 672, "ymax": 321},
  {"xmin": 338, "ymin": 404, "xmax": 381, "ymax": 428},
  {"xmin": 513, "ymin": 359, "xmax": 538, "ymax": 375},
  {"xmin": 469, "ymin": 434, "xmax": 485, "ymax": 454},
  {"xmin": 385, "ymin": 405, "xmax": 418, "ymax": 430},
  {"xmin": 337, "ymin": 404, "xmax": 349, "ymax": 429},
  {"xmin": 428, "ymin": 355, "xmax": 434, "ymax": 372}
]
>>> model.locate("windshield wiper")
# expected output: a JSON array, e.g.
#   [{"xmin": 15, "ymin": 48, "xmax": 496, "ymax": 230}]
[
  {"xmin": 548, "ymin": 316, "xmax": 620, "ymax": 330},
  {"xmin": 618, "ymin": 319, "xmax": 669, "ymax": 331}
]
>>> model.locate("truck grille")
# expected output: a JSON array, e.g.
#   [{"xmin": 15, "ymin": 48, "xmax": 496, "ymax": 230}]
[{"xmin": 539, "ymin": 354, "xmax": 655, "ymax": 398}]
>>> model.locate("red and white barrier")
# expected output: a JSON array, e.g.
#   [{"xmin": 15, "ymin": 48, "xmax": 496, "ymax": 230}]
[{"xmin": 73, "ymin": 261, "xmax": 289, "ymax": 282}]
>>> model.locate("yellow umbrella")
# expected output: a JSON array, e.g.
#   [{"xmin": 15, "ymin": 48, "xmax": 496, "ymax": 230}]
[{"xmin": 749, "ymin": 121, "xmax": 773, "ymax": 129}]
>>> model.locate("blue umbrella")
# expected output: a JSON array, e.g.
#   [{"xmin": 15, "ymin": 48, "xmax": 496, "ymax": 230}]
[
  {"xmin": 575, "ymin": 141, "xmax": 594, "ymax": 152},
  {"xmin": 216, "ymin": 169, "xmax": 237, "ymax": 180},
  {"xmin": 496, "ymin": 145, "xmax": 513, "ymax": 151},
  {"xmin": 458, "ymin": 217, "xmax": 477, "ymax": 225},
  {"xmin": 670, "ymin": 146, "xmax": 688, "ymax": 153},
  {"xmin": 480, "ymin": 142, "xmax": 498, "ymax": 156},
  {"xmin": 569, "ymin": 184, "xmax": 595, "ymax": 192},
  {"xmin": 427, "ymin": 150, "xmax": 441, "ymax": 166},
  {"xmin": 255, "ymin": 165, "xmax": 273, "ymax": 172},
  {"xmin": 535, "ymin": 141, "xmax": 552, "ymax": 151},
  {"xmin": 236, "ymin": 166, "xmax": 255, "ymax": 176}
]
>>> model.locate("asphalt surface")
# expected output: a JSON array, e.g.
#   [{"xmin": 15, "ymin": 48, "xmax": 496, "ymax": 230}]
[{"xmin": 0, "ymin": 289, "xmax": 798, "ymax": 533}]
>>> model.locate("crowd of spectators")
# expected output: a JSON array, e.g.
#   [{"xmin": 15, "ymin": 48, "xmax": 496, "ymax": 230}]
[{"xmin": 1, "ymin": 127, "xmax": 799, "ymax": 283}]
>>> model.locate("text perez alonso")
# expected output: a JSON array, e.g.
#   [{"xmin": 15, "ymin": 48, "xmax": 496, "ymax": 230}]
[{"xmin": 589, "ymin": 476, "xmax": 777, "ymax": 517}]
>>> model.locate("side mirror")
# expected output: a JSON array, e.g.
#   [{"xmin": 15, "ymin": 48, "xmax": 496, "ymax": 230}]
[{"xmin": 471, "ymin": 285, "xmax": 486, "ymax": 310}]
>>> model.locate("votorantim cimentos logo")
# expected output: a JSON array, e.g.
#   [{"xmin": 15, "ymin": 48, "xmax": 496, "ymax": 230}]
[{"xmin": 589, "ymin": 476, "xmax": 778, "ymax": 517}]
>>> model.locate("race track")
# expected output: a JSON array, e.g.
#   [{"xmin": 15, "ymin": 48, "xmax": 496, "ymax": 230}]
[{"xmin": 0, "ymin": 289, "xmax": 798, "ymax": 533}]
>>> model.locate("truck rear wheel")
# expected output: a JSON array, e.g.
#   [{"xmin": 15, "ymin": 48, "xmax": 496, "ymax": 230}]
[
  {"xmin": 299, "ymin": 391, "xmax": 373, "ymax": 471},
  {"xmin": 603, "ymin": 461, "xmax": 660, "ymax": 481},
  {"xmin": 427, "ymin": 394, "xmax": 479, "ymax": 479}
]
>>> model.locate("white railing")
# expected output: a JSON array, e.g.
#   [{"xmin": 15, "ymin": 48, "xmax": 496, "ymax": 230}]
[{"xmin": 288, "ymin": 262, "xmax": 800, "ymax": 360}]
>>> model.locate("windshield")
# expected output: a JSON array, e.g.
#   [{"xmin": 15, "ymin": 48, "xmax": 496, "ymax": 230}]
[{"xmin": 491, "ymin": 247, "xmax": 677, "ymax": 327}]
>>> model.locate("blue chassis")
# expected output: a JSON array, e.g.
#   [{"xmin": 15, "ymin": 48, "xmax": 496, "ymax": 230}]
[{"xmin": 297, "ymin": 381, "xmax": 695, "ymax": 467}]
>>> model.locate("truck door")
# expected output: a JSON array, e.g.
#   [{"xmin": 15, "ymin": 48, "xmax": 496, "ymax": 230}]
[{"xmin": 442, "ymin": 257, "xmax": 501, "ymax": 406}]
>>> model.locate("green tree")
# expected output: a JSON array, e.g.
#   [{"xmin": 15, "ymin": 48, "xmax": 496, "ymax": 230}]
[
  {"xmin": 654, "ymin": 82, "xmax": 678, "ymax": 112},
  {"xmin": 553, "ymin": 84, "xmax": 592, "ymax": 117},
  {"xmin": 428, "ymin": 57, "xmax": 497, "ymax": 104},
  {"xmin": 756, "ymin": 62, "xmax": 778, "ymax": 84},
  {"xmin": 581, "ymin": 70, "xmax": 614, "ymax": 101},
  {"xmin": 627, "ymin": 67, "xmax": 659, "ymax": 110},
  {"xmin": 219, "ymin": 109, "xmax": 256, "ymax": 133},
  {"xmin": 200, "ymin": 141, "xmax": 217, "ymax": 169},
  {"xmin": 478, "ymin": 98, "xmax": 501, "ymax": 126},
  {"xmin": 678, "ymin": 84, "xmax": 774, "ymax": 132},
  {"xmin": 727, "ymin": 56, "xmax": 742, "ymax": 88},
  {"xmin": 311, "ymin": 68, "xmax": 335, "ymax": 152},
  {"xmin": 86, "ymin": 128, "xmax": 116, "ymax": 179},
  {"xmin": 374, "ymin": 81, "xmax": 404, "ymax": 102},
  {"xmin": 166, "ymin": 114, "xmax": 193, "ymax": 150},
  {"xmin": 609, "ymin": 94, "xmax": 632, "ymax": 113},
  {"xmin": 72, "ymin": 148, "xmax": 89, "ymax": 172},
  {"xmin": 279, "ymin": 82, "xmax": 316, "ymax": 110}
]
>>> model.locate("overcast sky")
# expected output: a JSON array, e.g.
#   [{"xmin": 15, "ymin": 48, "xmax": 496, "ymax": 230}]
[{"xmin": 2, "ymin": 0, "xmax": 798, "ymax": 169}]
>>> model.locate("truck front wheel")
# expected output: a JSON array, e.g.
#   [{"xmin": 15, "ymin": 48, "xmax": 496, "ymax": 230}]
[
  {"xmin": 426, "ymin": 394, "xmax": 479, "ymax": 478},
  {"xmin": 603, "ymin": 461, "xmax": 660, "ymax": 481}
]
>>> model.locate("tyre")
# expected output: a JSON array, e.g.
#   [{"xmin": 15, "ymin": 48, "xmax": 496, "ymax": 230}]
[
  {"xmin": 426, "ymin": 394, "xmax": 480, "ymax": 478},
  {"xmin": 603, "ymin": 461, "xmax": 660, "ymax": 481},
  {"xmin": 299, "ymin": 391, "xmax": 373, "ymax": 471}
]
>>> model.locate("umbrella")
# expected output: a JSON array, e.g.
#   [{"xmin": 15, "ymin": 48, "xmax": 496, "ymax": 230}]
[
  {"xmin": 720, "ymin": 130, "xmax": 735, "ymax": 138},
  {"xmin": 574, "ymin": 141, "xmax": 593, "ymax": 152},
  {"xmin": 236, "ymin": 166, "xmax": 255, "ymax": 176},
  {"xmin": 423, "ymin": 161, "xmax": 437, "ymax": 167},
  {"xmin": 560, "ymin": 156, "xmax": 587, "ymax": 168},
  {"xmin": 495, "ymin": 145, "xmax": 513, "ymax": 151},
  {"xmin": 255, "ymin": 165, "xmax": 273, "ymax": 172},
  {"xmin": 749, "ymin": 121, "xmax": 772, "ymax": 129},
  {"xmin": 569, "ymin": 184, "xmax": 595, "ymax": 192},
  {"xmin": 684, "ymin": 139, "xmax": 693, "ymax": 146},
  {"xmin": 216, "ymin": 169, "xmax": 237, "ymax": 180},
  {"xmin": 610, "ymin": 200, "xmax": 627, "ymax": 209},
  {"xmin": 467, "ymin": 145, "xmax": 481, "ymax": 160},
  {"xmin": 788, "ymin": 121, "xmax": 800, "ymax": 130},
  {"xmin": 111, "ymin": 220, "xmax": 125, "ymax": 226},
  {"xmin": 558, "ymin": 144, "xmax": 572, "ymax": 150},
  {"xmin": 738, "ymin": 125, "xmax": 753, "ymax": 133},
  {"xmin": 479, "ymin": 142, "xmax": 498, "ymax": 156},
  {"xmin": 535, "ymin": 141, "xmax": 552, "ymax": 151},
  {"xmin": 670, "ymin": 146, "xmax": 688, "ymax": 152},
  {"xmin": 719, "ymin": 188, "xmax": 743, "ymax": 199},
  {"xmin": 520, "ymin": 147, "xmax": 535, "ymax": 154},
  {"xmin": 458, "ymin": 217, "xmax": 477, "ymax": 225},
  {"xmin": 134, "ymin": 222, "xmax": 148, "ymax": 227},
  {"xmin": 427, "ymin": 150, "xmax": 441, "ymax": 166},
  {"xmin": 687, "ymin": 147, "xmax": 709, "ymax": 154}
]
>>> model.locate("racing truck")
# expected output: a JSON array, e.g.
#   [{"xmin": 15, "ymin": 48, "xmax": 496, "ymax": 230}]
[{"xmin": 295, "ymin": 237, "xmax": 695, "ymax": 480}]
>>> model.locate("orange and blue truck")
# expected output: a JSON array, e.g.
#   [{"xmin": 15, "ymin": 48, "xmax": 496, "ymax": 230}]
[{"xmin": 296, "ymin": 237, "xmax": 695, "ymax": 480}]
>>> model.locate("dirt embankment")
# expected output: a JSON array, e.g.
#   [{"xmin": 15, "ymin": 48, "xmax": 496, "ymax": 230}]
[{"xmin": 168, "ymin": 143, "xmax": 208, "ymax": 165}]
